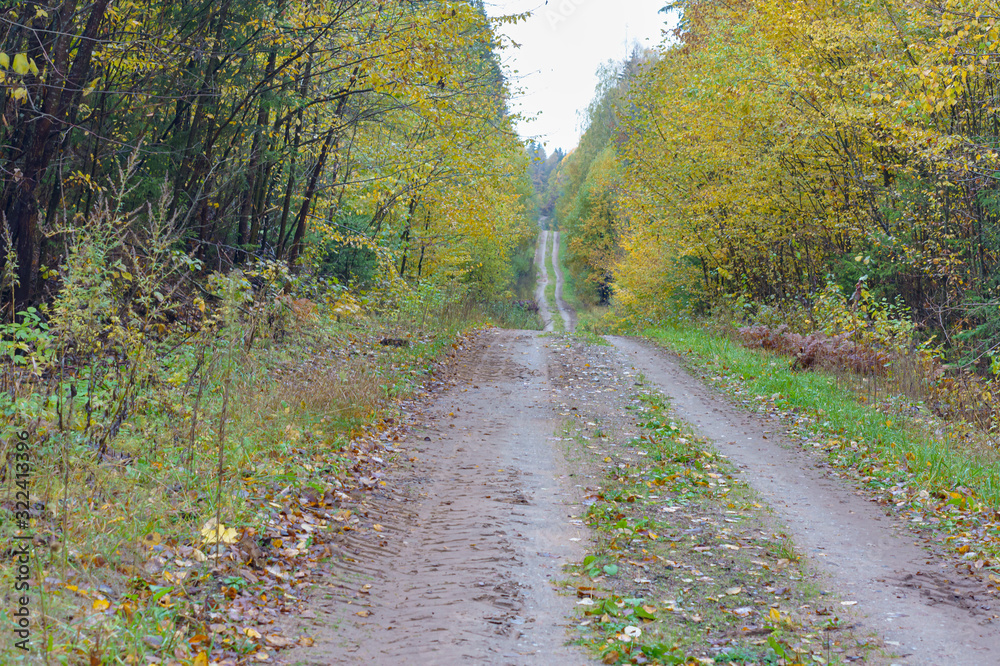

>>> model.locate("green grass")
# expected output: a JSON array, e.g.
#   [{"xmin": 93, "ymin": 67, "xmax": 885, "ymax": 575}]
[{"xmin": 642, "ymin": 323, "xmax": 1000, "ymax": 509}]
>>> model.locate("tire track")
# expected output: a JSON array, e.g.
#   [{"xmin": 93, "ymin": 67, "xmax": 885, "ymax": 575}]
[
  {"xmin": 284, "ymin": 331, "xmax": 592, "ymax": 665},
  {"xmin": 534, "ymin": 229, "xmax": 554, "ymax": 332},
  {"xmin": 549, "ymin": 231, "xmax": 575, "ymax": 332},
  {"xmin": 609, "ymin": 335, "xmax": 1000, "ymax": 665}
]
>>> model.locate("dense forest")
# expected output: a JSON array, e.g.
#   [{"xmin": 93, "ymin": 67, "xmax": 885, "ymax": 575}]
[
  {"xmin": 1, "ymin": 0, "xmax": 535, "ymax": 309},
  {"xmin": 555, "ymin": 0, "xmax": 1000, "ymax": 367}
]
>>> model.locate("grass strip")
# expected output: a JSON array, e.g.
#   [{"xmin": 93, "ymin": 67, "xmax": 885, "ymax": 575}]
[
  {"xmin": 544, "ymin": 232, "xmax": 564, "ymax": 333},
  {"xmin": 568, "ymin": 390, "xmax": 875, "ymax": 665}
]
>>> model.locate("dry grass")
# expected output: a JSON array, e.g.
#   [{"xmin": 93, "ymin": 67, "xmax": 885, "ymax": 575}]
[{"xmin": 0, "ymin": 307, "xmax": 456, "ymax": 661}]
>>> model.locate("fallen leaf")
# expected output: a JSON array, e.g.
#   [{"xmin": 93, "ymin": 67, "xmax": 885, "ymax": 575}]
[{"xmin": 201, "ymin": 518, "xmax": 239, "ymax": 545}]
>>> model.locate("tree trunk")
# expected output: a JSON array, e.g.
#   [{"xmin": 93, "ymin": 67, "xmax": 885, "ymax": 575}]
[{"xmin": 0, "ymin": 0, "xmax": 110, "ymax": 305}]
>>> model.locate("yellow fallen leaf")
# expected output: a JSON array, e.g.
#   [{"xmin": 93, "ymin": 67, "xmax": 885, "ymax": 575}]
[
  {"xmin": 769, "ymin": 608, "xmax": 782, "ymax": 622},
  {"xmin": 193, "ymin": 652, "xmax": 209, "ymax": 666},
  {"xmin": 201, "ymin": 518, "xmax": 239, "ymax": 545},
  {"xmin": 373, "ymin": 524, "xmax": 384, "ymax": 532},
  {"xmin": 355, "ymin": 610, "xmax": 370, "ymax": 617},
  {"xmin": 265, "ymin": 634, "xmax": 293, "ymax": 647},
  {"xmin": 245, "ymin": 627, "xmax": 262, "ymax": 639},
  {"xmin": 92, "ymin": 599, "xmax": 110, "ymax": 611}
]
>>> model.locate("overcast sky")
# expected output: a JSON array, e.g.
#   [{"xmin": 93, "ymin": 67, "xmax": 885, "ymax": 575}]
[{"xmin": 484, "ymin": 1, "xmax": 674, "ymax": 154}]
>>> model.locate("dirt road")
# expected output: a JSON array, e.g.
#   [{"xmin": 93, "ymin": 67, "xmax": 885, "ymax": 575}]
[
  {"xmin": 534, "ymin": 230, "xmax": 553, "ymax": 332},
  {"xmin": 284, "ymin": 331, "xmax": 593, "ymax": 664},
  {"xmin": 549, "ymin": 231, "xmax": 576, "ymax": 332},
  {"xmin": 286, "ymin": 245, "xmax": 1000, "ymax": 664},
  {"xmin": 535, "ymin": 227, "xmax": 574, "ymax": 332},
  {"xmin": 610, "ymin": 336, "xmax": 1000, "ymax": 664}
]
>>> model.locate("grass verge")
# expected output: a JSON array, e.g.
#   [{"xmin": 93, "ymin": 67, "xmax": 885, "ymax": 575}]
[
  {"xmin": 556, "ymin": 230, "xmax": 609, "ymax": 337},
  {"xmin": 544, "ymin": 233, "xmax": 564, "ymax": 333},
  {"xmin": 0, "ymin": 308, "xmax": 474, "ymax": 663}
]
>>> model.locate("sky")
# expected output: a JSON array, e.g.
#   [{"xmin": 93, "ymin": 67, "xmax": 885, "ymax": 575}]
[{"xmin": 484, "ymin": 1, "xmax": 675, "ymax": 154}]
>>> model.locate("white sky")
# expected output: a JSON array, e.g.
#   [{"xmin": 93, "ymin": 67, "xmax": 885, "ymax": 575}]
[{"xmin": 485, "ymin": 1, "xmax": 675, "ymax": 154}]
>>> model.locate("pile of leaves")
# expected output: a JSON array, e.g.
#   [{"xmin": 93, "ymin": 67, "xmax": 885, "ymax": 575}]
[{"xmin": 737, "ymin": 325, "xmax": 892, "ymax": 375}]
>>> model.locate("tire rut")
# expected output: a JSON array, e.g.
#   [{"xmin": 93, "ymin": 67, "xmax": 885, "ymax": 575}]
[
  {"xmin": 283, "ymin": 331, "xmax": 592, "ymax": 665},
  {"xmin": 534, "ymin": 229, "xmax": 554, "ymax": 332},
  {"xmin": 609, "ymin": 335, "xmax": 1000, "ymax": 665},
  {"xmin": 549, "ymin": 231, "xmax": 575, "ymax": 333}
]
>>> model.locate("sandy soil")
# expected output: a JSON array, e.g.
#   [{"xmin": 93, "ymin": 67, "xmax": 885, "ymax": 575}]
[
  {"xmin": 609, "ymin": 336, "xmax": 1000, "ymax": 665},
  {"xmin": 283, "ymin": 331, "xmax": 593, "ymax": 665},
  {"xmin": 534, "ymin": 230, "xmax": 553, "ymax": 332}
]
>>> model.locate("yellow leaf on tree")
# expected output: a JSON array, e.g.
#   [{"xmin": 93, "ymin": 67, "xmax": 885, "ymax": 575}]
[{"xmin": 12, "ymin": 53, "xmax": 29, "ymax": 76}]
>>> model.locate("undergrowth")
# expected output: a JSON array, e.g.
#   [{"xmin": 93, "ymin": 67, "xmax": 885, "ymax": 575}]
[{"xmin": 0, "ymin": 166, "xmax": 503, "ymax": 662}]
